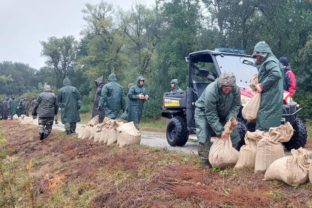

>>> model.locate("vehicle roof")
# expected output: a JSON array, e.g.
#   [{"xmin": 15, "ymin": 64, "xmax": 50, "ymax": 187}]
[{"xmin": 188, "ymin": 49, "xmax": 251, "ymax": 58}]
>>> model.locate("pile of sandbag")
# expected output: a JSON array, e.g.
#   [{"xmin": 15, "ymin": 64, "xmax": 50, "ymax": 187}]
[
  {"xmin": 78, "ymin": 115, "xmax": 101, "ymax": 140},
  {"xmin": 117, "ymin": 122, "xmax": 141, "ymax": 147},
  {"xmin": 235, "ymin": 130, "xmax": 263, "ymax": 169},
  {"xmin": 19, "ymin": 115, "xmax": 34, "ymax": 125},
  {"xmin": 209, "ymin": 118, "xmax": 239, "ymax": 168},
  {"xmin": 78, "ymin": 116, "xmax": 141, "ymax": 148},
  {"xmin": 254, "ymin": 122, "xmax": 294, "ymax": 173},
  {"xmin": 264, "ymin": 148, "xmax": 311, "ymax": 186}
]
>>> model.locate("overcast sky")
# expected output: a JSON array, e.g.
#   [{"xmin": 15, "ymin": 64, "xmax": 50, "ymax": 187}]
[{"xmin": 0, "ymin": 0, "xmax": 154, "ymax": 69}]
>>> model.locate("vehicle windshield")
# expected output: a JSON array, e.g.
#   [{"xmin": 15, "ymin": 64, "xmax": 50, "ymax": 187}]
[{"xmin": 215, "ymin": 55, "xmax": 257, "ymax": 88}]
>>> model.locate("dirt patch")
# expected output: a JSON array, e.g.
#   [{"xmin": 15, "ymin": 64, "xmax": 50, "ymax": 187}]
[{"xmin": 1, "ymin": 120, "xmax": 312, "ymax": 208}]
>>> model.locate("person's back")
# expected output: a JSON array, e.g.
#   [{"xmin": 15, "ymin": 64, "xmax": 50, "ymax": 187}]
[
  {"xmin": 32, "ymin": 85, "xmax": 58, "ymax": 140},
  {"xmin": 58, "ymin": 77, "xmax": 81, "ymax": 134},
  {"xmin": 99, "ymin": 73, "xmax": 124, "ymax": 119}
]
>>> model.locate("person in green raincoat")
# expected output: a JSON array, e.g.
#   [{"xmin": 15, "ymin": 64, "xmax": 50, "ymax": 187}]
[
  {"xmin": 251, "ymin": 41, "xmax": 283, "ymax": 131},
  {"xmin": 9, "ymin": 96, "xmax": 17, "ymax": 119},
  {"xmin": 170, "ymin": 79, "xmax": 183, "ymax": 92},
  {"xmin": 127, "ymin": 76, "xmax": 149, "ymax": 128},
  {"xmin": 194, "ymin": 73, "xmax": 241, "ymax": 167},
  {"xmin": 58, "ymin": 77, "xmax": 81, "ymax": 135},
  {"xmin": 98, "ymin": 73, "xmax": 125, "ymax": 120}
]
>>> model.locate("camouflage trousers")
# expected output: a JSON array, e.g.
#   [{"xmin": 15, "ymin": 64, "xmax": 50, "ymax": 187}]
[
  {"xmin": 65, "ymin": 122, "xmax": 77, "ymax": 134},
  {"xmin": 38, "ymin": 117, "xmax": 54, "ymax": 138}
]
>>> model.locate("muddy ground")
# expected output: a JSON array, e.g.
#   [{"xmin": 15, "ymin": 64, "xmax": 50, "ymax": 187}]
[{"xmin": 0, "ymin": 120, "xmax": 311, "ymax": 208}]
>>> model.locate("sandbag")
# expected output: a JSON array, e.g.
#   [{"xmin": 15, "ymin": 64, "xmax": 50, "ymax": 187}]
[
  {"xmin": 209, "ymin": 118, "xmax": 239, "ymax": 168},
  {"xmin": 255, "ymin": 122, "xmax": 294, "ymax": 173},
  {"xmin": 81, "ymin": 126, "xmax": 92, "ymax": 140},
  {"xmin": 99, "ymin": 126, "xmax": 109, "ymax": 144},
  {"xmin": 235, "ymin": 130, "xmax": 263, "ymax": 169},
  {"xmin": 242, "ymin": 93, "xmax": 260, "ymax": 121},
  {"xmin": 117, "ymin": 122, "xmax": 141, "ymax": 147},
  {"xmin": 93, "ymin": 123, "xmax": 104, "ymax": 142},
  {"xmin": 12, "ymin": 114, "xmax": 18, "ymax": 120},
  {"xmin": 106, "ymin": 120, "xmax": 118, "ymax": 146},
  {"xmin": 78, "ymin": 125, "xmax": 86, "ymax": 139},
  {"xmin": 87, "ymin": 115, "xmax": 100, "ymax": 126},
  {"xmin": 20, "ymin": 116, "xmax": 34, "ymax": 125},
  {"xmin": 264, "ymin": 148, "xmax": 311, "ymax": 186}
]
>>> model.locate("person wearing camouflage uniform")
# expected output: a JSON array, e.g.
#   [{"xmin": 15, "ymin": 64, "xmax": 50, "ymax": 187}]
[
  {"xmin": 92, "ymin": 75, "xmax": 105, "ymax": 118},
  {"xmin": 32, "ymin": 85, "xmax": 58, "ymax": 140},
  {"xmin": 170, "ymin": 79, "xmax": 183, "ymax": 92},
  {"xmin": 98, "ymin": 73, "xmax": 125, "ymax": 120},
  {"xmin": 58, "ymin": 77, "xmax": 81, "ymax": 135},
  {"xmin": 194, "ymin": 73, "xmax": 241, "ymax": 167},
  {"xmin": 252, "ymin": 41, "xmax": 283, "ymax": 131},
  {"xmin": 127, "ymin": 76, "xmax": 149, "ymax": 128}
]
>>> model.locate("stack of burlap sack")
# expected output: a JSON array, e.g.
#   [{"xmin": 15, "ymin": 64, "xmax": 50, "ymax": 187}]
[
  {"xmin": 78, "ymin": 116, "xmax": 141, "ymax": 148},
  {"xmin": 234, "ymin": 122, "xmax": 294, "ymax": 172},
  {"xmin": 18, "ymin": 114, "xmax": 34, "ymax": 125}
]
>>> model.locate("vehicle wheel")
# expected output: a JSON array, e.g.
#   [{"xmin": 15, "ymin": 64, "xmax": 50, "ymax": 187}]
[
  {"xmin": 166, "ymin": 116, "xmax": 189, "ymax": 147},
  {"xmin": 236, "ymin": 120, "xmax": 247, "ymax": 150},
  {"xmin": 283, "ymin": 118, "xmax": 307, "ymax": 151}
]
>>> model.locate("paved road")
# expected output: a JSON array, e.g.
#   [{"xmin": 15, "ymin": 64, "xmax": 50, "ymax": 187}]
[{"xmin": 30, "ymin": 119, "xmax": 198, "ymax": 154}]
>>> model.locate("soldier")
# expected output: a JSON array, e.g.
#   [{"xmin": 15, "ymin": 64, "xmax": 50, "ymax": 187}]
[
  {"xmin": 127, "ymin": 76, "xmax": 149, "ymax": 128},
  {"xmin": 58, "ymin": 77, "xmax": 81, "ymax": 135},
  {"xmin": 170, "ymin": 79, "xmax": 183, "ymax": 92},
  {"xmin": 98, "ymin": 73, "xmax": 125, "ymax": 120},
  {"xmin": 252, "ymin": 41, "xmax": 283, "ymax": 131},
  {"xmin": 32, "ymin": 85, "xmax": 58, "ymax": 140},
  {"xmin": 195, "ymin": 73, "xmax": 241, "ymax": 167},
  {"xmin": 9, "ymin": 96, "xmax": 17, "ymax": 119},
  {"xmin": 2, "ymin": 97, "xmax": 9, "ymax": 120},
  {"xmin": 92, "ymin": 75, "xmax": 105, "ymax": 118}
]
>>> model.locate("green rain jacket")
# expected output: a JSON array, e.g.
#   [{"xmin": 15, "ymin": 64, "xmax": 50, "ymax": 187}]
[
  {"xmin": 195, "ymin": 80, "xmax": 241, "ymax": 138},
  {"xmin": 32, "ymin": 90, "xmax": 58, "ymax": 118},
  {"xmin": 127, "ymin": 76, "xmax": 148, "ymax": 124},
  {"xmin": 99, "ymin": 73, "xmax": 125, "ymax": 119},
  {"xmin": 9, "ymin": 98, "xmax": 17, "ymax": 116},
  {"xmin": 253, "ymin": 42, "xmax": 283, "ymax": 131},
  {"xmin": 170, "ymin": 79, "xmax": 183, "ymax": 93},
  {"xmin": 58, "ymin": 77, "xmax": 81, "ymax": 123}
]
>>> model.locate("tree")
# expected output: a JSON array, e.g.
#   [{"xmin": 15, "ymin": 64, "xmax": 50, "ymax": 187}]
[{"xmin": 41, "ymin": 36, "xmax": 78, "ymax": 88}]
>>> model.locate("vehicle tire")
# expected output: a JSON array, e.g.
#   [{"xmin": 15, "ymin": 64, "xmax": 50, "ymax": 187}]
[
  {"xmin": 236, "ymin": 120, "xmax": 247, "ymax": 150},
  {"xmin": 166, "ymin": 116, "xmax": 189, "ymax": 147},
  {"xmin": 283, "ymin": 118, "xmax": 307, "ymax": 151}
]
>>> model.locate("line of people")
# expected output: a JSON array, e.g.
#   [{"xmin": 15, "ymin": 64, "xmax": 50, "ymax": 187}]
[
  {"xmin": 31, "ymin": 74, "xmax": 150, "ymax": 141},
  {"xmin": 0, "ymin": 96, "xmax": 34, "ymax": 120}
]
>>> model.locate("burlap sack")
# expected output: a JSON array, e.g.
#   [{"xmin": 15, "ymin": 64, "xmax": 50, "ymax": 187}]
[
  {"xmin": 264, "ymin": 148, "xmax": 311, "ymax": 186},
  {"xmin": 78, "ymin": 125, "xmax": 86, "ymax": 139},
  {"xmin": 255, "ymin": 122, "xmax": 294, "ymax": 173},
  {"xmin": 242, "ymin": 93, "xmax": 260, "ymax": 121},
  {"xmin": 99, "ymin": 126, "xmax": 109, "ymax": 144},
  {"xmin": 209, "ymin": 118, "xmax": 239, "ymax": 168},
  {"xmin": 87, "ymin": 115, "xmax": 100, "ymax": 126},
  {"xmin": 82, "ymin": 126, "xmax": 93, "ymax": 140},
  {"xmin": 20, "ymin": 115, "xmax": 34, "ymax": 125},
  {"xmin": 116, "ymin": 122, "xmax": 141, "ymax": 147},
  {"xmin": 235, "ymin": 130, "xmax": 263, "ymax": 169},
  {"xmin": 106, "ymin": 120, "xmax": 118, "ymax": 146},
  {"xmin": 93, "ymin": 124, "xmax": 104, "ymax": 142}
]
